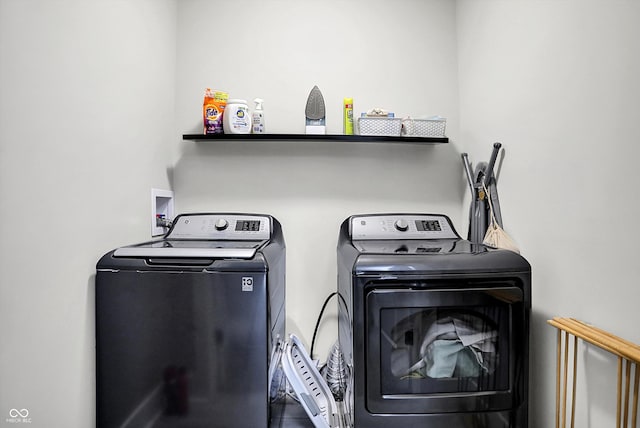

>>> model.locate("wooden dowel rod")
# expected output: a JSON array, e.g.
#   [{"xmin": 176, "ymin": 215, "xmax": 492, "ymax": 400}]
[
  {"xmin": 562, "ymin": 331, "xmax": 569, "ymax": 428},
  {"xmin": 556, "ymin": 329, "xmax": 562, "ymax": 428},
  {"xmin": 632, "ymin": 363, "xmax": 638, "ymax": 428},
  {"xmin": 549, "ymin": 319, "xmax": 621, "ymax": 358},
  {"xmin": 572, "ymin": 318, "xmax": 640, "ymax": 352},
  {"xmin": 618, "ymin": 357, "xmax": 623, "ymax": 428},
  {"xmin": 549, "ymin": 318, "xmax": 640, "ymax": 363},
  {"xmin": 561, "ymin": 318, "xmax": 640, "ymax": 362},
  {"xmin": 571, "ymin": 335, "xmax": 578, "ymax": 428},
  {"xmin": 625, "ymin": 360, "xmax": 632, "ymax": 428},
  {"xmin": 559, "ymin": 318, "xmax": 629, "ymax": 357}
]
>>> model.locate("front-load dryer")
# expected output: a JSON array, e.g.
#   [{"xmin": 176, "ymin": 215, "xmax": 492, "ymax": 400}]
[
  {"xmin": 337, "ymin": 213, "xmax": 531, "ymax": 428},
  {"xmin": 96, "ymin": 213, "xmax": 285, "ymax": 428}
]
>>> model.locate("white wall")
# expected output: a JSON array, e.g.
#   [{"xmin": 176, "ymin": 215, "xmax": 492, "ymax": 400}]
[
  {"xmin": 457, "ymin": 1, "xmax": 640, "ymax": 426},
  {"xmin": 0, "ymin": 1, "xmax": 176, "ymax": 426},
  {"xmin": 174, "ymin": 0, "xmax": 462, "ymax": 357}
]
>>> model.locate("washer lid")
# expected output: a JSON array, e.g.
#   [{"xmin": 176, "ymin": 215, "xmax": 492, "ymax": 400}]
[
  {"xmin": 113, "ymin": 239, "xmax": 264, "ymax": 259},
  {"xmin": 113, "ymin": 213, "xmax": 273, "ymax": 259}
]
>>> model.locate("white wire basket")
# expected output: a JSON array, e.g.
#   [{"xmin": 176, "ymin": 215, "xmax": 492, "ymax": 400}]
[
  {"xmin": 357, "ymin": 117, "xmax": 403, "ymax": 137},
  {"xmin": 402, "ymin": 117, "xmax": 447, "ymax": 137}
]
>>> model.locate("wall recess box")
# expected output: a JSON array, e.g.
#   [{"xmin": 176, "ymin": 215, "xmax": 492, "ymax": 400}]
[{"xmin": 151, "ymin": 188, "xmax": 174, "ymax": 237}]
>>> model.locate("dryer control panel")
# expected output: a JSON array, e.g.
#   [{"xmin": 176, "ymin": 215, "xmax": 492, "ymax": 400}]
[
  {"xmin": 351, "ymin": 214, "xmax": 459, "ymax": 240},
  {"xmin": 167, "ymin": 214, "xmax": 271, "ymax": 240}
]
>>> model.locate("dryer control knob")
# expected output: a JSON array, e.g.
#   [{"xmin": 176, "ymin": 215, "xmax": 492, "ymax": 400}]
[
  {"xmin": 215, "ymin": 218, "xmax": 229, "ymax": 231},
  {"xmin": 394, "ymin": 219, "xmax": 409, "ymax": 232}
]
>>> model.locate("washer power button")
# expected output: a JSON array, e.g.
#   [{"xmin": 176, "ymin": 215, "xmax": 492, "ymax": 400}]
[
  {"xmin": 394, "ymin": 219, "xmax": 409, "ymax": 232},
  {"xmin": 215, "ymin": 218, "xmax": 229, "ymax": 231}
]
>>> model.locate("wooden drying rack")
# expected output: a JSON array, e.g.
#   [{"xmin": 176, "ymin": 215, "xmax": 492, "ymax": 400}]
[{"xmin": 548, "ymin": 317, "xmax": 640, "ymax": 428}]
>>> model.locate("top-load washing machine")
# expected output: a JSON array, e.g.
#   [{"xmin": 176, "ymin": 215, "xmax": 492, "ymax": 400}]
[
  {"xmin": 96, "ymin": 213, "xmax": 285, "ymax": 428},
  {"xmin": 337, "ymin": 213, "xmax": 531, "ymax": 428}
]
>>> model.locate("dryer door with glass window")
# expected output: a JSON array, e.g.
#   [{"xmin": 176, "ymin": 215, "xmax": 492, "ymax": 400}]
[{"xmin": 365, "ymin": 282, "xmax": 526, "ymax": 414}]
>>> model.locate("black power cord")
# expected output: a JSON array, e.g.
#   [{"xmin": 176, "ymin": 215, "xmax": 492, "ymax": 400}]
[{"xmin": 310, "ymin": 292, "xmax": 338, "ymax": 360}]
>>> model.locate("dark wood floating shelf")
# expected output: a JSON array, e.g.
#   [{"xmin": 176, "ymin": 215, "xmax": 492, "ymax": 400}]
[{"xmin": 182, "ymin": 133, "xmax": 448, "ymax": 144}]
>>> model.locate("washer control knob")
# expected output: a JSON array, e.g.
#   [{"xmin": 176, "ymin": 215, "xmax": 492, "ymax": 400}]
[
  {"xmin": 215, "ymin": 218, "xmax": 229, "ymax": 231},
  {"xmin": 394, "ymin": 219, "xmax": 409, "ymax": 232}
]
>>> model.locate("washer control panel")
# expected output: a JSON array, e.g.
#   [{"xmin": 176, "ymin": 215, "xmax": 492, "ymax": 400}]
[
  {"xmin": 351, "ymin": 214, "xmax": 458, "ymax": 240},
  {"xmin": 167, "ymin": 214, "xmax": 271, "ymax": 240}
]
